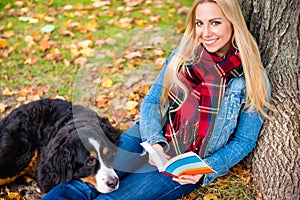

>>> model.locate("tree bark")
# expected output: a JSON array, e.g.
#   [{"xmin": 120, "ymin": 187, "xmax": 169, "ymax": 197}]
[{"xmin": 238, "ymin": 0, "xmax": 300, "ymax": 199}]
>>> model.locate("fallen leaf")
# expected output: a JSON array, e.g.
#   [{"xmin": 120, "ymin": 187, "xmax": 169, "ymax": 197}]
[
  {"xmin": 2, "ymin": 88, "xmax": 14, "ymax": 96},
  {"xmin": 7, "ymin": 21, "xmax": 13, "ymax": 29},
  {"xmin": 39, "ymin": 40, "xmax": 51, "ymax": 51},
  {"xmin": 44, "ymin": 16, "xmax": 56, "ymax": 23},
  {"xmin": 2, "ymin": 30, "xmax": 15, "ymax": 38},
  {"xmin": 96, "ymin": 98, "xmax": 109, "ymax": 108},
  {"xmin": 74, "ymin": 57, "xmax": 87, "ymax": 66},
  {"xmin": 150, "ymin": 15, "xmax": 161, "ymax": 23},
  {"xmin": 155, "ymin": 57, "xmax": 166, "ymax": 68},
  {"xmin": 86, "ymin": 19, "xmax": 98, "ymax": 31},
  {"xmin": 19, "ymin": 90, "xmax": 28, "ymax": 97},
  {"xmin": 0, "ymin": 103, "xmax": 8, "ymax": 113},
  {"xmin": 123, "ymin": 0, "xmax": 144, "ymax": 7},
  {"xmin": 77, "ymin": 40, "xmax": 93, "ymax": 48},
  {"xmin": 63, "ymin": 5, "xmax": 73, "ymax": 10},
  {"xmin": 7, "ymin": 192, "xmax": 22, "ymax": 200},
  {"xmin": 101, "ymin": 78, "xmax": 113, "ymax": 88},
  {"xmin": 93, "ymin": 1, "xmax": 111, "ymax": 8},
  {"xmin": 15, "ymin": 0, "xmax": 24, "ymax": 7},
  {"xmin": 80, "ymin": 47, "xmax": 95, "ymax": 57},
  {"xmin": 154, "ymin": 49, "xmax": 164, "ymax": 56},
  {"xmin": 141, "ymin": 8, "xmax": 152, "ymax": 15},
  {"xmin": 177, "ymin": 6, "xmax": 190, "ymax": 15},
  {"xmin": 0, "ymin": 39, "xmax": 9, "ymax": 48},
  {"xmin": 125, "ymin": 101, "xmax": 138, "ymax": 111},
  {"xmin": 203, "ymin": 193, "xmax": 218, "ymax": 200},
  {"xmin": 124, "ymin": 51, "xmax": 142, "ymax": 59},
  {"xmin": 32, "ymin": 32, "xmax": 41, "ymax": 41}
]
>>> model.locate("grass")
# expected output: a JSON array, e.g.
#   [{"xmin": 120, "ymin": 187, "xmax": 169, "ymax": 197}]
[
  {"xmin": 0, "ymin": 0, "xmax": 259, "ymax": 199},
  {"xmin": 0, "ymin": 0, "xmax": 191, "ymax": 98}
]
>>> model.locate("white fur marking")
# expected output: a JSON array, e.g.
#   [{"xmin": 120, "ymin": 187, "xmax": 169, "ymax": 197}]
[{"xmin": 88, "ymin": 138, "xmax": 119, "ymax": 193}]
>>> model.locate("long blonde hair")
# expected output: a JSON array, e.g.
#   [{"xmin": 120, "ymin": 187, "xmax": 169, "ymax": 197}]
[{"xmin": 161, "ymin": 0, "xmax": 272, "ymax": 118}]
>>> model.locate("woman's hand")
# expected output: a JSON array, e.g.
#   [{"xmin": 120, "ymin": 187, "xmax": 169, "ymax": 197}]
[
  {"xmin": 172, "ymin": 174, "xmax": 203, "ymax": 185},
  {"xmin": 148, "ymin": 143, "xmax": 170, "ymax": 167}
]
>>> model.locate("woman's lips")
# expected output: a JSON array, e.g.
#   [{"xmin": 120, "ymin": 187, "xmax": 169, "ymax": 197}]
[{"xmin": 204, "ymin": 39, "xmax": 218, "ymax": 46}]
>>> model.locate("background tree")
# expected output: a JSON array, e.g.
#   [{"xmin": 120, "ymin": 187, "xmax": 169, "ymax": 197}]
[{"xmin": 238, "ymin": 0, "xmax": 300, "ymax": 199}]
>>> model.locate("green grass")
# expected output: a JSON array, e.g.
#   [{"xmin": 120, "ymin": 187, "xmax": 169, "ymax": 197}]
[
  {"xmin": 0, "ymin": 1, "xmax": 259, "ymax": 199},
  {"xmin": 0, "ymin": 0, "xmax": 192, "ymax": 98}
]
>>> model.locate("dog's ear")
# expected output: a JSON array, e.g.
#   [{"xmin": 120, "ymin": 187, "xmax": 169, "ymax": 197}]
[{"xmin": 36, "ymin": 135, "xmax": 76, "ymax": 193}]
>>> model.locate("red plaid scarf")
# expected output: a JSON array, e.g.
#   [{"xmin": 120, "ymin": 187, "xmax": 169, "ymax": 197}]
[{"xmin": 164, "ymin": 45, "xmax": 243, "ymax": 157}]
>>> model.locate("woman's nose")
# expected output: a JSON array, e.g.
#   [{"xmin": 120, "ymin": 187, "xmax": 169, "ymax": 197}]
[{"xmin": 203, "ymin": 25, "xmax": 211, "ymax": 36}]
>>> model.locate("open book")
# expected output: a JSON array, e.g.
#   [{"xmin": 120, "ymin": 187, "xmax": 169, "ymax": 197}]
[{"xmin": 140, "ymin": 142, "xmax": 215, "ymax": 178}]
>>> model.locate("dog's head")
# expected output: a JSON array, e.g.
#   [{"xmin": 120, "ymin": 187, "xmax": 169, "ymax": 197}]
[
  {"xmin": 37, "ymin": 111, "xmax": 120, "ymax": 194},
  {"xmin": 73, "ymin": 136, "xmax": 119, "ymax": 193}
]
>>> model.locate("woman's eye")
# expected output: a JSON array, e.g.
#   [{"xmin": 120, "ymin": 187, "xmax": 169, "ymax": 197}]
[
  {"xmin": 87, "ymin": 157, "xmax": 97, "ymax": 166},
  {"xmin": 196, "ymin": 21, "xmax": 202, "ymax": 27},
  {"xmin": 212, "ymin": 21, "xmax": 221, "ymax": 26}
]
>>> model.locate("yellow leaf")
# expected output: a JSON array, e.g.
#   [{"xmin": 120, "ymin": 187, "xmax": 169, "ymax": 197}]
[
  {"xmin": 7, "ymin": 192, "xmax": 22, "ymax": 199},
  {"xmin": 101, "ymin": 78, "xmax": 113, "ymax": 88},
  {"xmin": 77, "ymin": 40, "xmax": 93, "ymax": 48},
  {"xmin": 218, "ymin": 183, "xmax": 228, "ymax": 190},
  {"xmin": 0, "ymin": 38, "xmax": 9, "ymax": 49},
  {"xmin": 125, "ymin": 101, "xmax": 138, "ymax": 111},
  {"xmin": 19, "ymin": 90, "xmax": 27, "ymax": 97},
  {"xmin": 168, "ymin": 8, "xmax": 176, "ymax": 13},
  {"xmin": 203, "ymin": 193, "xmax": 218, "ymax": 200},
  {"xmin": 0, "ymin": 103, "xmax": 8, "ymax": 113},
  {"xmin": 2, "ymin": 88, "xmax": 14, "ymax": 96},
  {"xmin": 80, "ymin": 47, "xmax": 95, "ymax": 57},
  {"xmin": 86, "ymin": 19, "xmax": 98, "ymax": 31},
  {"xmin": 135, "ymin": 19, "xmax": 146, "ymax": 26},
  {"xmin": 7, "ymin": 21, "xmax": 13, "ymax": 29}
]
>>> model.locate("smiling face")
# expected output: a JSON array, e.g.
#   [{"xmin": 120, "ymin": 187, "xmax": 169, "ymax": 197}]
[{"xmin": 195, "ymin": 2, "xmax": 233, "ymax": 57}]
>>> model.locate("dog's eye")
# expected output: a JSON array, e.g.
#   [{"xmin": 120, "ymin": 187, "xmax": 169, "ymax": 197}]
[{"xmin": 86, "ymin": 157, "xmax": 97, "ymax": 166}]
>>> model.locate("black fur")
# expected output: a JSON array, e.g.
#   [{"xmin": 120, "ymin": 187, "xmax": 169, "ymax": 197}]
[{"xmin": 0, "ymin": 99, "xmax": 120, "ymax": 193}]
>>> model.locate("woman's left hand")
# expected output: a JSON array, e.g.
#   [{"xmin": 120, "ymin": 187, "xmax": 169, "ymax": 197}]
[{"xmin": 172, "ymin": 174, "xmax": 203, "ymax": 185}]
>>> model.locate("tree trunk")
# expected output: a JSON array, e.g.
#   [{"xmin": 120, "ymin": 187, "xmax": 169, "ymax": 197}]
[{"xmin": 238, "ymin": 0, "xmax": 300, "ymax": 199}]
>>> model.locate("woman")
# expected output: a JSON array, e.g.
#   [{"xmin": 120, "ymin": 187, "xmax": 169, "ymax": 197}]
[{"xmin": 43, "ymin": 0, "xmax": 272, "ymax": 199}]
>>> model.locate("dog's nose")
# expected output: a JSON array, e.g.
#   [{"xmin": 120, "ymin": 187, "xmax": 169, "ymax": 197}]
[{"xmin": 106, "ymin": 177, "xmax": 119, "ymax": 189}]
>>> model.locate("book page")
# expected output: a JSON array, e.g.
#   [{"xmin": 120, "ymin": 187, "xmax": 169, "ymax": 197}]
[
  {"xmin": 163, "ymin": 152, "xmax": 215, "ymax": 177},
  {"xmin": 140, "ymin": 142, "xmax": 168, "ymax": 171}
]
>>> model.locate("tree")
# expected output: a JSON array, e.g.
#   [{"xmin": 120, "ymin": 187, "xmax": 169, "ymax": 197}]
[{"xmin": 238, "ymin": 0, "xmax": 300, "ymax": 199}]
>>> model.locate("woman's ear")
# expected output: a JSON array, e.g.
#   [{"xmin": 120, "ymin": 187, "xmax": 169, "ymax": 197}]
[{"xmin": 36, "ymin": 141, "xmax": 76, "ymax": 193}]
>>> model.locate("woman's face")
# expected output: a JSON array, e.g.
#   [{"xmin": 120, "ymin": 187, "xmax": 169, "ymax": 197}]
[{"xmin": 195, "ymin": 2, "xmax": 233, "ymax": 57}]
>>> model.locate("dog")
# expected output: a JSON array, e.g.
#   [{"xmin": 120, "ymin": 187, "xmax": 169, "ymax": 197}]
[{"xmin": 0, "ymin": 98, "xmax": 120, "ymax": 194}]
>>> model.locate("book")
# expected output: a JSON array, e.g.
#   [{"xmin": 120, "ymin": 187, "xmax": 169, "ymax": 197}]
[{"xmin": 140, "ymin": 142, "xmax": 215, "ymax": 178}]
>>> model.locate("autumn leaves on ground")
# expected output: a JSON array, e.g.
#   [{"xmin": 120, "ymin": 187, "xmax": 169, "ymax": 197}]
[{"xmin": 1, "ymin": 0, "xmax": 260, "ymax": 199}]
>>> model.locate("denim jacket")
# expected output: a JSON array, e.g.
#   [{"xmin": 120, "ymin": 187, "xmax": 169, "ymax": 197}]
[{"xmin": 139, "ymin": 51, "xmax": 271, "ymax": 186}]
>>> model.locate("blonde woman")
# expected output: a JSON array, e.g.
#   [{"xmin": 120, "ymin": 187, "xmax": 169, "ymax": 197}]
[{"xmin": 43, "ymin": 0, "xmax": 272, "ymax": 199}]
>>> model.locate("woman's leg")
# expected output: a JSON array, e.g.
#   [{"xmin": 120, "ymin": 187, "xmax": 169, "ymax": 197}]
[
  {"xmin": 113, "ymin": 122, "xmax": 148, "ymax": 178},
  {"xmin": 96, "ymin": 163, "xmax": 202, "ymax": 200},
  {"xmin": 98, "ymin": 122, "xmax": 202, "ymax": 200},
  {"xmin": 43, "ymin": 123, "xmax": 202, "ymax": 200}
]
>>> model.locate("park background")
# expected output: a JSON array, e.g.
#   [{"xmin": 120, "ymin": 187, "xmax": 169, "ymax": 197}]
[{"xmin": 0, "ymin": 0, "xmax": 299, "ymax": 199}]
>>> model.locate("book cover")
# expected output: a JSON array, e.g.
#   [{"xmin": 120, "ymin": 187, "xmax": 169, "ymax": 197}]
[{"xmin": 140, "ymin": 142, "xmax": 215, "ymax": 178}]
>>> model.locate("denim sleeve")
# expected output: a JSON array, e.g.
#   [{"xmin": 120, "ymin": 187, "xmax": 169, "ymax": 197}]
[
  {"xmin": 139, "ymin": 51, "xmax": 175, "ymax": 148},
  {"xmin": 202, "ymin": 73, "xmax": 272, "ymax": 186},
  {"xmin": 203, "ymin": 108, "xmax": 265, "ymax": 185}
]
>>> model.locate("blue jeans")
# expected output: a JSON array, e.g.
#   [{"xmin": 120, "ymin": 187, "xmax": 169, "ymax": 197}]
[{"xmin": 42, "ymin": 123, "xmax": 202, "ymax": 200}]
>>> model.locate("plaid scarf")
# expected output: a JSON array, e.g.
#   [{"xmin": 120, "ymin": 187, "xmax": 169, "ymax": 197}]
[{"xmin": 164, "ymin": 45, "xmax": 243, "ymax": 157}]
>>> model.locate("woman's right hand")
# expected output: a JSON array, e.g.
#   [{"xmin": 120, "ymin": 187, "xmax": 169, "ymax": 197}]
[{"xmin": 148, "ymin": 143, "xmax": 170, "ymax": 167}]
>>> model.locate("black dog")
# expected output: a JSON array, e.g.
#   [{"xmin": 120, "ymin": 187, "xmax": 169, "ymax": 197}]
[{"xmin": 0, "ymin": 98, "xmax": 120, "ymax": 194}]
